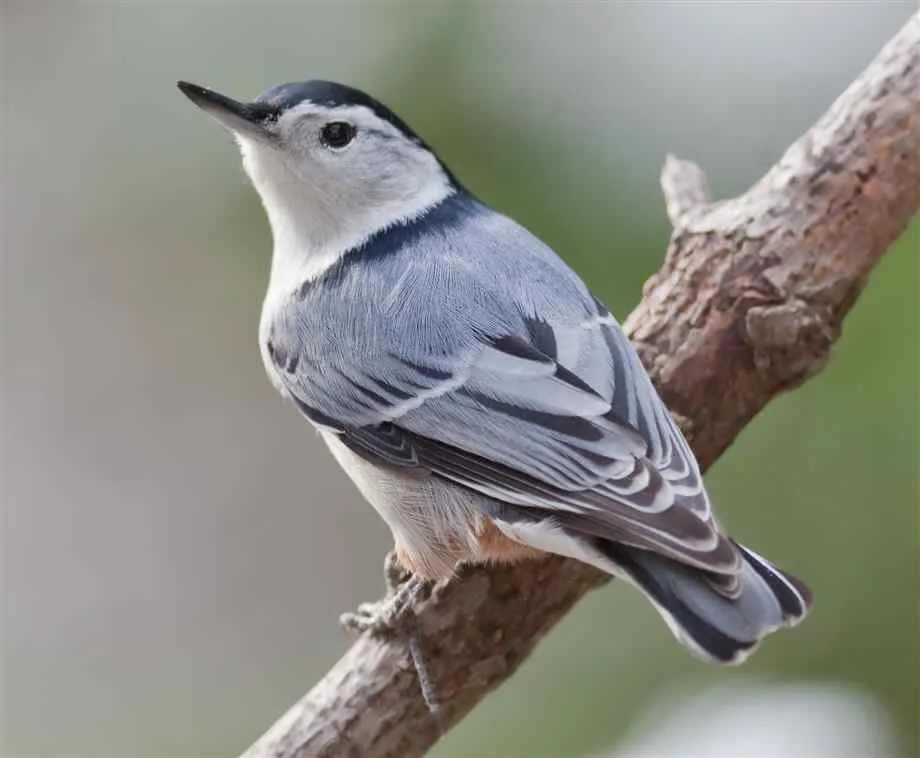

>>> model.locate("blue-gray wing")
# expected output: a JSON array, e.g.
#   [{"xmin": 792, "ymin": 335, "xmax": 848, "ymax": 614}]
[{"xmin": 269, "ymin": 289, "xmax": 738, "ymax": 576}]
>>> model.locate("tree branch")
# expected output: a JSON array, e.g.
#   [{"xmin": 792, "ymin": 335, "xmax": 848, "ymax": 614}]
[{"xmin": 243, "ymin": 15, "xmax": 920, "ymax": 758}]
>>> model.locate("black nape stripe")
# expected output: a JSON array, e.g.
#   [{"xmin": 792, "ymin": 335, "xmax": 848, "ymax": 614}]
[{"xmin": 296, "ymin": 191, "xmax": 481, "ymax": 299}]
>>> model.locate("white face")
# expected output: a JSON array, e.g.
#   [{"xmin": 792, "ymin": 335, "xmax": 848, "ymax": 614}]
[{"xmin": 237, "ymin": 102, "xmax": 454, "ymax": 267}]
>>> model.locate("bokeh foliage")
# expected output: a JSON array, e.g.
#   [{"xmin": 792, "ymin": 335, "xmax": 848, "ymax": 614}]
[{"xmin": 3, "ymin": 3, "xmax": 916, "ymax": 756}]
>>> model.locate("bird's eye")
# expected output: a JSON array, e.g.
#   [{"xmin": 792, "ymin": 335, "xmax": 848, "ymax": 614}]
[{"xmin": 320, "ymin": 121, "xmax": 357, "ymax": 149}]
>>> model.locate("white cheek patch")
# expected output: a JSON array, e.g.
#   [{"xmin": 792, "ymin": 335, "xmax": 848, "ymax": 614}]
[{"xmin": 246, "ymin": 98, "xmax": 457, "ymax": 339}]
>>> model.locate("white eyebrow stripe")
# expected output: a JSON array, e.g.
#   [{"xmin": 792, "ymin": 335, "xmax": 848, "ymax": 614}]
[{"xmin": 277, "ymin": 102, "xmax": 407, "ymax": 140}]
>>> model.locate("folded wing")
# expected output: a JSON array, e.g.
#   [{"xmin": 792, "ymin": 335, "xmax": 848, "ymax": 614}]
[{"xmin": 272, "ymin": 301, "xmax": 742, "ymax": 584}]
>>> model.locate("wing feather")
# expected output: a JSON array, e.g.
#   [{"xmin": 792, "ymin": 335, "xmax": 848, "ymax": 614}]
[{"xmin": 275, "ymin": 309, "xmax": 738, "ymax": 575}]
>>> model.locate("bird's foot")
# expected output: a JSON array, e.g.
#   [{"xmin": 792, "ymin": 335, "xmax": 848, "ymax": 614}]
[
  {"xmin": 339, "ymin": 550, "xmax": 443, "ymax": 725},
  {"xmin": 382, "ymin": 548, "xmax": 412, "ymax": 592},
  {"xmin": 340, "ymin": 551, "xmax": 431, "ymax": 637}
]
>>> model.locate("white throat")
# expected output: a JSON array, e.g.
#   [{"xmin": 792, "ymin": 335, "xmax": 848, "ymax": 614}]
[
  {"xmin": 242, "ymin": 143, "xmax": 454, "ymax": 306},
  {"xmin": 236, "ymin": 93, "xmax": 456, "ymax": 396}
]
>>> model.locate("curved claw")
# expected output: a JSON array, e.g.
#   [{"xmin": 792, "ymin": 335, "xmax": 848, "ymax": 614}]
[
  {"xmin": 339, "ymin": 554, "xmax": 443, "ymax": 720},
  {"xmin": 383, "ymin": 549, "xmax": 412, "ymax": 593},
  {"xmin": 340, "ymin": 575, "xmax": 431, "ymax": 638}
]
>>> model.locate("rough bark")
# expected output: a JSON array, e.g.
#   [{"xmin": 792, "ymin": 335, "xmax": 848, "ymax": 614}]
[{"xmin": 243, "ymin": 15, "xmax": 920, "ymax": 758}]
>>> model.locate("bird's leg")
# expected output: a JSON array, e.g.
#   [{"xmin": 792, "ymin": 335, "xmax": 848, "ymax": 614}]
[
  {"xmin": 382, "ymin": 548, "xmax": 412, "ymax": 593},
  {"xmin": 339, "ymin": 550, "xmax": 443, "ymax": 726},
  {"xmin": 339, "ymin": 550, "xmax": 432, "ymax": 637}
]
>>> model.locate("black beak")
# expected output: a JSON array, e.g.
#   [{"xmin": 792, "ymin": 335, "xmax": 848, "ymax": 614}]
[{"xmin": 177, "ymin": 81, "xmax": 278, "ymax": 141}]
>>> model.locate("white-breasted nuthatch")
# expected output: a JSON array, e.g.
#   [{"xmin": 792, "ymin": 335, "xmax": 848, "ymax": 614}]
[{"xmin": 178, "ymin": 79, "xmax": 811, "ymax": 665}]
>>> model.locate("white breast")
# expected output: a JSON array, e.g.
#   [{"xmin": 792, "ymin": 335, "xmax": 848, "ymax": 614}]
[{"xmin": 320, "ymin": 430, "xmax": 485, "ymax": 578}]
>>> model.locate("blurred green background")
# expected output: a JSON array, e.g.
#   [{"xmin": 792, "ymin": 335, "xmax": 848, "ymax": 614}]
[{"xmin": 2, "ymin": 2, "xmax": 917, "ymax": 757}]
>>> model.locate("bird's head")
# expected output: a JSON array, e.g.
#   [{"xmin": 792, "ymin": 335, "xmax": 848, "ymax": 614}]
[{"xmin": 178, "ymin": 80, "xmax": 457, "ymax": 259}]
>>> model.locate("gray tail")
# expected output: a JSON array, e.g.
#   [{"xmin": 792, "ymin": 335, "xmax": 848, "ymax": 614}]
[{"xmin": 605, "ymin": 541, "xmax": 812, "ymax": 664}]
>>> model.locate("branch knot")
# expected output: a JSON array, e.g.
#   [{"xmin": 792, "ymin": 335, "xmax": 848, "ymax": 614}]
[
  {"xmin": 661, "ymin": 154, "xmax": 712, "ymax": 229},
  {"xmin": 745, "ymin": 299, "xmax": 835, "ymax": 383}
]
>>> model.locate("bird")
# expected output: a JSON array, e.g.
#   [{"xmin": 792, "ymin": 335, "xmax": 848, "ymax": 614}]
[{"xmin": 178, "ymin": 78, "xmax": 811, "ymax": 665}]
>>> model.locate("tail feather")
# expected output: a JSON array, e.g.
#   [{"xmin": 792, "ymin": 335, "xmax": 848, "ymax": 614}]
[
  {"xmin": 603, "ymin": 541, "xmax": 811, "ymax": 665},
  {"xmin": 735, "ymin": 542, "xmax": 812, "ymax": 625},
  {"xmin": 486, "ymin": 506, "xmax": 811, "ymax": 664}
]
